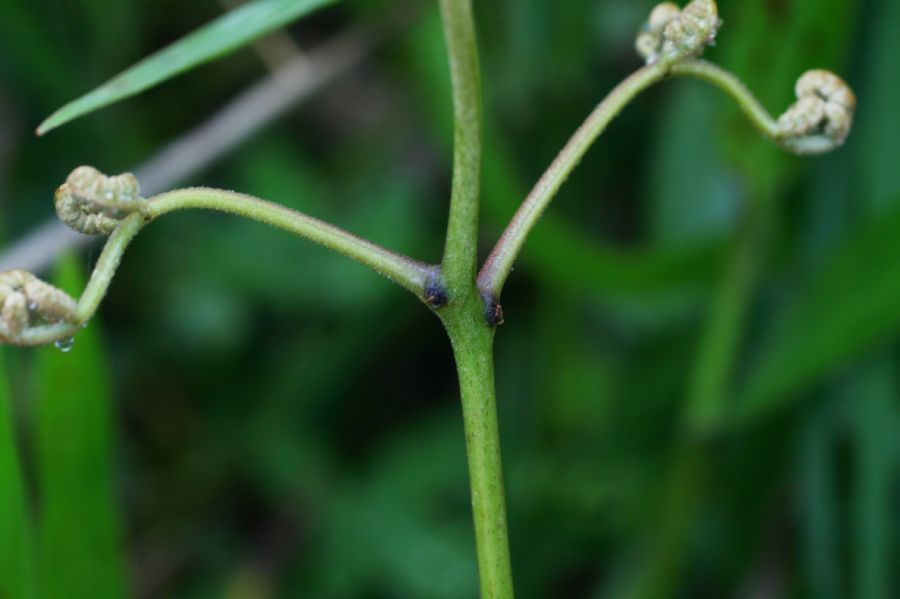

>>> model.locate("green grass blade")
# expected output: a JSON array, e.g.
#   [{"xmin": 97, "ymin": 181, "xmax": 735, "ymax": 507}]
[
  {"xmin": 797, "ymin": 403, "xmax": 842, "ymax": 599},
  {"xmin": 33, "ymin": 254, "xmax": 126, "ymax": 599},
  {"xmin": 736, "ymin": 203, "xmax": 900, "ymax": 423},
  {"xmin": 850, "ymin": 362, "xmax": 896, "ymax": 599},
  {"xmin": 0, "ymin": 348, "xmax": 36, "ymax": 599},
  {"xmin": 37, "ymin": 0, "xmax": 337, "ymax": 135}
]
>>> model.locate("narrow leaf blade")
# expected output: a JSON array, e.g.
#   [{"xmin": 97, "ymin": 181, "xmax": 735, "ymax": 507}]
[
  {"xmin": 736, "ymin": 203, "xmax": 900, "ymax": 422},
  {"xmin": 33, "ymin": 254, "xmax": 126, "ymax": 599},
  {"xmin": 37, "ymin": 0, "xmax": 337, "ymax": 135},
  {"xmin": 0, "ymin": 349, "xmax": 35, "ymax": 599},
  {"xmin": 851, "ymin": 362, "xmax": 896, "ymax": 599}
]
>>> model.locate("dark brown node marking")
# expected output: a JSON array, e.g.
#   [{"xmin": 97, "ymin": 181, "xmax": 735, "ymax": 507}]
[
  {"xmin": 485, "ymin": 298, "xmax": 504, "ymax": 327},
  {"xmin": 424, "ymin": 280, "xmax": 449, "ymax": 309}
]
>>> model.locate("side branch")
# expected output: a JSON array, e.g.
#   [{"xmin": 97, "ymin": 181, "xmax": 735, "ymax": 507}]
[
  {"xmin": 438, "ymin": 0, "xmax": 483, "ymax": 294},
  {"xmin": 2, "ymin": 177, "xmax": 436, "ymax": 348},
  {"xmin": 146, "ymin": 188, "xmax": 434, "ymax": 297},
  {"xmin": 670, "ymin": 60, "xmax": 778, "ymax": 138},
  {"xmin": 477, "ymin": 62, "xmax": 668, "ymax": 298},
  {"xmin": 478, "ymin": 57, "xmax": 844, "ymax": 299}
]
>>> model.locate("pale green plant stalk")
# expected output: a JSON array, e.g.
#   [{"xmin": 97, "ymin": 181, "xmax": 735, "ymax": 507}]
[{"xmin": 0, "ymin": 1, "xmax": 857, "ymax": 597}]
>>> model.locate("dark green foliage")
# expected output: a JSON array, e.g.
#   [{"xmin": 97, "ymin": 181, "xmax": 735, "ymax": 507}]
[{"xmin": 0, "ymin": 0, "xmax": 897, "ymax": 597}]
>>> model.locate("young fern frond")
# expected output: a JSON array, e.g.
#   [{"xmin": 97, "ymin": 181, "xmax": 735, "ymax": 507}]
[
  {"xmin": 478, "ymin": 0, "xmax": 856, "ymax": 304},
  {"xmin": 0, "ymin": 270, "xmax": 78, "ymax": 346},
  {"xmin": 55, "ymin": 166, "xmax": 149, "ymax": 235},
  {"xmin": 0, "ymin": 166, "xmax": 436, "ymax": 348},
  {"xmin": 635, "ymin": 0, "xmax": 720, "ymax": 67},
  {"xmin": 776, "ymin": 69, "xmax": 856, "ymax": 155}
]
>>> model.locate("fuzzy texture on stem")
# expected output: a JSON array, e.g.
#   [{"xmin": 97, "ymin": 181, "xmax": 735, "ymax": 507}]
[
  {"xmin": 0, "ymin": 213, "xmax": 144, "ymax": 346},
  {"xmin": 437, "ymin": 2, "xmax": 515, "ymax": 596},
  {"xmin": 441, "ymin": 293, "xmax": 514, "ymax": 599},
  {"xmin": 75, "ymin": 213, "xmax": 145, "ymax": 323},
  {"xmin": 669, "ymin": 60, "xmax": 779, "ymax": 138},
  {"xmin": 438, "ymin": 0, "xmax": 483, "ymax": 295},
  {"xmin": 147, "ymin": 187, "xmax": 434, "ymax": 298},
  {"xmin": 478, "ymin": 62, "xmax": 668, "ymax": 299}
]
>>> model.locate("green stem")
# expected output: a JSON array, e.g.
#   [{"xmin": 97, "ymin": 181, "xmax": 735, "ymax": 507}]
[
  {"xmin": 479, "ymin": 59, "xmax": 783, "ymax": 299},
  {"xmin": 147, "ymin": 188, "xmax": 434, "ymax": 297},
  {"xmin": 670, "ymin": 60, "xmax": 779, "ymax": 139},
  {"xmin": 436, "ymin": 2, "xmax": 512, "ymax": 595},
  {"xmin": 441, "ymin": 294, "xmax": 514, "ymax": 599},
  {"xmin": 17, "ymin": 213, "xmax": 144, "ymax": 346},
  {"xmin": 20, "ymin": 187, "xmax": 435, "ymax": 347},
  {"xmin": 478, "ymin": 62, "xmax": 667, "ymax": 298},
  {"xmin": 76, "ymin": 213, "xmax": 144, "ymax": 322},
  {"xmin": 438, "ymin": 0, "xmax": 483, "ymax": 295}
]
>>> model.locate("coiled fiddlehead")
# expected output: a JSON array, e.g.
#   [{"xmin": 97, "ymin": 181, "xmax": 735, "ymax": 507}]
[
  {"xmin": 776, "ymin": 69, "xmax": 856, "ymax": 155},
  {"xmin": 0, "ymin": 270, "xmax": 78, "ymax": 345},
  {"xmin": 55, "ymin": 166, "xmax": 147, "ymax": 235},
  {"xmin": 636, "ymin": 0, "xmax": 721, "ymax": 67}
]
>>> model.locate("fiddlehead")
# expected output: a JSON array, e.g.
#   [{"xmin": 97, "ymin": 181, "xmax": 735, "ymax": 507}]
[
  {"xmin": 55, "ymin": 166, "xmax": 148, "ymax": 235},
  {"xmin": 0, "ymin": 270, "xmax": 78, "ymax": 345},
  {"xmin": 636, "ymin": 0, "xmax": 721, "ymax": 67},
  {"xmin": 776, "ymin": 69, "xmax": 856, "ymax": 155},
  {"xmin": 1, "ymin": 164, "xmax": 436, "ymax": 348},
  {"xmin": 479, "ymin": 0, "xmax": 857, "ymax": 303}
]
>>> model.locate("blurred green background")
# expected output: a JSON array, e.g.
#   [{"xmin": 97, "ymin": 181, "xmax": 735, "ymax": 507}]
[{"xmin": 0, "ymin": 0, "xmax": 898, "ymax": 597}]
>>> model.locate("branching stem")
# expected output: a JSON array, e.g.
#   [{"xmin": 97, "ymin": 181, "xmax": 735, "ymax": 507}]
[
  {"xmin": 435, "ymin": 2, "xmax": 514, "ymax": 597},
  {"xmin": 478, "ymin": 59, "xmax": 784, "ymax": 299},
  {"xmin": 17, "ymin": 188, "xmax": 435, "ymax": 346},
  {"xmin": 147, "ymin": 188, "xmax": 434, "ymax": 296},
  {"xmin": 478, "ymin": 62, "xmax": 667, "ymax": 298}
]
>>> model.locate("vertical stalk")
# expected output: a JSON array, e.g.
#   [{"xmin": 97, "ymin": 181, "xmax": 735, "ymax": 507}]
[
  {"xmin": 438, "ymin": 0, "xmax": 483, "ymax": 294},
  {"xmin": 443, "ymin": 298, "xmax": 514, "ymax": 599},
  {"xmin": 437, "ymin": 1, "xmax": 511, "ymax": 594}
]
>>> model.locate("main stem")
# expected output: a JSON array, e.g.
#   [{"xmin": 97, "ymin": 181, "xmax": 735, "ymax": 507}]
[
  {"xmin": 433, "ymin": 1, "xmax": 512, "ymax": 592},
  {"xmin": 438, "ymin": 0, "xmax": 483, "ymax": 295},
  {"xmin": 442, "ymin": 292, "xmax": 514, "ymax": 599}
]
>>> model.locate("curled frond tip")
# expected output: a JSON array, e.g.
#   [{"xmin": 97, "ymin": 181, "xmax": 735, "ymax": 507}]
[
  {"xmin": 776, "ymin": 69, "xmax": 856, "ymax": 155},
  {"xmin": 55, "ymin": 165, "xmax": 147, "ymax": 235},
  {"xmin": 636, "ymin": 0, "xmax": 721, "ymax": 67},
  {"xmin": 0, "ymin": 270, "xmax": 78, "ymax": 346}
]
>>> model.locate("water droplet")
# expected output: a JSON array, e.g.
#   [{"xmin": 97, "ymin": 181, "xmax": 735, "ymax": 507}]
[{"xmin": 54, "ymin": 337, "xmax": 75, "ymax": 353}]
